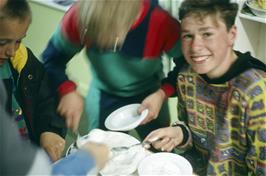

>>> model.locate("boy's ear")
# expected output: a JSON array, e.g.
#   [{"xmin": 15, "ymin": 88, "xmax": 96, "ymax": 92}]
[{"xmin": 228, "ymin": 25, "xmax": 237, "ymax": 46}]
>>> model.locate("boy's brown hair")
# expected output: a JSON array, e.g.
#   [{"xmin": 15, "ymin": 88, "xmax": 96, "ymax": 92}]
[
  {"xmin": 0, "ymin": 0, "xmax": 31, "ymax": 20},
  {"xmin": 179, "ymin": 0, "xmax": 238, "ymax": 31}
]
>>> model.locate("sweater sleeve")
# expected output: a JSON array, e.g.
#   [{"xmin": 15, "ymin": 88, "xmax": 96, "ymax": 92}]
[
  {"xmin": 41, "ymin": 3, "xmax": 83, "ymax": 96},
  {"xmin": 26, "ymin": 48, "xmax": 67, "ymax": 142},
  {"xmin": 245, "ymin": 78, "xmax": 266, "ymax": 175}
]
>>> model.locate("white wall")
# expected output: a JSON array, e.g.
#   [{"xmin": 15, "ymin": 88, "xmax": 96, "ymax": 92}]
[{"xmin": 234, "ymin": 1, "xmax": 266, "ymax": 63}]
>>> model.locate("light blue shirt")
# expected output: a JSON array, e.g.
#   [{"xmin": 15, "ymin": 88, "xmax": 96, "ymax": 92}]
[{"xmin": 52, "ymin": 150, "xmax": 96, "ymax": 175}]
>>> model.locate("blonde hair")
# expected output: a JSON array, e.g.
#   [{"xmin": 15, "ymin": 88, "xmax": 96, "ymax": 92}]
[{"xmin": 78, "ymin": 0, "xmax": 142, "ymax": 49}]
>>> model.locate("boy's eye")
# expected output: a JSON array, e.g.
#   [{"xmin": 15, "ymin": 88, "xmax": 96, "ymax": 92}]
[
  {"xmin": 202, "ymin": 32, "xmax": 212, "ymax": 38},
  {"xmin": 0, "ymin": 39, "xmax": 22, "ymax": 46},
  {"xmin": 0, "ymin": 40, "xmax": 8, "ymax": 46},
  {"xmin": 182, "ymin": 34, "xmax": 192, "ymax": 40}
]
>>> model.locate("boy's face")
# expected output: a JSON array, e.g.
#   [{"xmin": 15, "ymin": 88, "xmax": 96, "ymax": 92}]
[
  {"xmin": 0, "ymin": 17, "xmax": 30, "ymax": 66},
  {"xmin": 181, "ymin": 15, "xmax": 237, "ymax": 78}
]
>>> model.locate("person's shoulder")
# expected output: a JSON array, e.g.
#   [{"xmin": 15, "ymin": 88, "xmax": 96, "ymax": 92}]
[
  {"xmin": 242, "ymin": 68, "xmax": 266, "ymax": 81},
  {"xmin": 151, "ymin": 4, "xmax": 179, "ymax": 24},
  {"xmin": 232, "ymin": 51, "xmax": 266, "ymax": 89},
  {"xmin": 13, "ymin": 44, "xmax": 45, "ymax": 73},
  {"xmin": 232, "ymin": 68, "xmax": 266, "ymax": 94}
]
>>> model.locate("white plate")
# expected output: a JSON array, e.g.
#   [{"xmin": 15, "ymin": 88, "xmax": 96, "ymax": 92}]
[
  {"xmin": 104, "ymin": 104, "xmax": 149, "ymax": 131},
  {"xmin": 138, "ymin": 152, "xmax": 193, "ymax": 175},
  {"xmin": 66, "ymin": 129, "xmax": 150, "ymax": 176}
]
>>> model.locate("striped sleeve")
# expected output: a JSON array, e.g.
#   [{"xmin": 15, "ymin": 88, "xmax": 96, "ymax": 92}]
[{"xmin": 41, "ymin": 3, "xmax": 83, "ymax": 95}]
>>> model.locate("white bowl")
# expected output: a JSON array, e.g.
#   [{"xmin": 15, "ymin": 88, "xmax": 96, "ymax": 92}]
[
  {"xmin": 138, "ymin": 152, "xmax": 193, "ymax": 175},
  {"xmin": 246, "ymin": 0, "xmax": 266, "ymax": 17},
  {"xmin": 104, "ymin": 104, "xmax": 148, "ymax": 131}
]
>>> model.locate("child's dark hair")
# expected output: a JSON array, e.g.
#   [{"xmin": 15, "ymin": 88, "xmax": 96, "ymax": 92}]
[
  {"xmin": 179, "ymin": 0, "xmax": 238, "ymax": 30},
  {"xmin": 0, "ymin": 0, "xmax": 31, "ymax": 20}
]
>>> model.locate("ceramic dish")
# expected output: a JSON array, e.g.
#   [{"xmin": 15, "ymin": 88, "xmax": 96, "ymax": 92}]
[
  {"xmin": 66, "ymin": 129, "xmax": 150, "ymax": 176},
  {"xmin": 138, "ymin": 152, "xmax": 193, "ymax": 175},
  {"xmin": 246, "ymin": 0, "xmax": 266, "ymax": 17},
  {"xmin": 104, "ymin": 104, "xmax": 149, "ymax": 131}
]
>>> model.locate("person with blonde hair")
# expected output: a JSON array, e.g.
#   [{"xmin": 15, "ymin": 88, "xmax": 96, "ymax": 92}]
[{"xmin": 42, "ymin": 0, "xmax": 183, "ymax": 138}]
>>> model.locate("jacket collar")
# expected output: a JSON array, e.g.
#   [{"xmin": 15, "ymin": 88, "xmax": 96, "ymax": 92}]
[{"xmin": 10, "ymin": 44, "xmax": 28, "ymax": 74}]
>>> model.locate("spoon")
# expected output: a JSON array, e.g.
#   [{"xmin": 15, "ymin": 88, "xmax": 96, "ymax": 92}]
[
  {"xmin": 111, "ymin": 137, "xmax": 160, "ymax": 153},
  {"xmin": 111, "ymin": 141, "xmax": 151, "ymax": 153}
]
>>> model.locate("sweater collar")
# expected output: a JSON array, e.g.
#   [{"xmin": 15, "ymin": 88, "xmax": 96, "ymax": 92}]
[{"xmin": 200, "ymin": 51, "xmax": 266, "ymax": 84}]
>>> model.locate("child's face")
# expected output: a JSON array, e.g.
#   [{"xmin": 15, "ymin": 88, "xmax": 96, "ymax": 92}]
[
  {"xmin": 0, "ymin": 17, "xmax": 30, "ymax": 66},
  {"xmin": 181, "ymin": 15, "xmax": 237, "ymax": 78}
]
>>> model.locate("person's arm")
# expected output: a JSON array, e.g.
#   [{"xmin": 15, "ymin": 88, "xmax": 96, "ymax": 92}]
[
  {"xmin": 139, "ymin": 88, "xmax": 166, "ymax": 125},
  {"xmin": 143, "ymin": 88, "xmax": 192, "ymax": 152},
  {"xmin": 41, "ymin": 4, "xmax": 83, "ymax": 92},
  {"xmin": 0, "ymin": 80, "xmax": 51, "ymax": 175},
  {"xmin": 21, "ymin": 47, "xmax": 67, "ymax": 161},
  {"xmin": 1, "ymin": 81, "xmax": 109, "ymax": 176},
  {"xmin": 143, "ymin": 115, "xmax": 192, "ymax": 152},
  {"xmin": 246, "ymin": 79, "xmax": 266, "ymax": 175},
  {"xmin": 139, "ymin": 56, "xmax": 187, "ymax": 124},
  {"xmin": 0, "ymin": 110, "xmax": 52, "ymax": 175},
  {"xmin": 156, "ymin": 6, "xmax": 185, "ymax": 97},
  {"xmin": 27, "ymin": 48, "xmax": 66, "ymax": 135},
  {"xmin": 41, "ymin": 4, "xmax": 85, "ymax": 131},
  {"xmin": 138, "ymin": 11, "xmax": 183, "ymax": 123}
]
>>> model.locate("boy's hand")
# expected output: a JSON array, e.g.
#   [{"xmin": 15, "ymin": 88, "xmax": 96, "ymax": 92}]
[
  {"xmin": 139, "ymin": 89, "xmax": 166, "ymax": 125},
  {"xmin": 57, "ymin": 91, "xmax": 84, "ymax": 131},
  {"xmin": 144, "ymin": 126, "xmax": 183, "ymax": 152},
  {"xmin": 40, "ymin": 132, "xmax": 65, "ymax": 162}
]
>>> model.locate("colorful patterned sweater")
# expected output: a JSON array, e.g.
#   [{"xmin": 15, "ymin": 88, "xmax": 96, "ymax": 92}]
[
  {"xmin": 171, "ymin": 51, "xmax": 266, "ymax": 175},
  {"xmin": 42, "ymin": 0, "xmax": 182, "ymax": 97}
]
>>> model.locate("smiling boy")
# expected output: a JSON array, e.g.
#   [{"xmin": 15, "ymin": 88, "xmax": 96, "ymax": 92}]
[{"xmin": 144, "ymin": 0, "xmax": 266, "ymax": 175}]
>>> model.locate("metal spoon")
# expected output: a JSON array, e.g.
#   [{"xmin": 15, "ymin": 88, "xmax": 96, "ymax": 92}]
[{"xmin": 111, "ymin": 138, "xmax": 160, "ymax": 153}]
